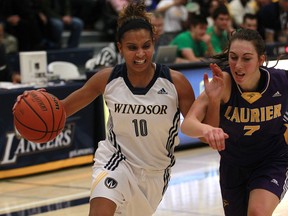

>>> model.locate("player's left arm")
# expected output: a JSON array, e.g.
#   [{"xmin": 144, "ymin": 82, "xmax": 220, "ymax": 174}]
[{"xmin": 170, "ymin": 69, "xmax": 195, "ymax": 117}]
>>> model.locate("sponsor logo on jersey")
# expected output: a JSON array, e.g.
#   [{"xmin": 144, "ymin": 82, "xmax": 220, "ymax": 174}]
[
  {"xmin": 157, "ymin": 88, "xmax": 168, "ymax": 94},
  {"xmin": 272, "ymin": 91, "xmax": 282, "ymax": 97},
  {"xmin": 105, "ymin": 177, "xmax": 118, "ymax": 189}
]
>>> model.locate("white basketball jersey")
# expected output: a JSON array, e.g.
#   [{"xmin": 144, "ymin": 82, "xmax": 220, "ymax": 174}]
[{"xmin": 102, "ymin": 63, "xmax": 180, "ymax": 172}]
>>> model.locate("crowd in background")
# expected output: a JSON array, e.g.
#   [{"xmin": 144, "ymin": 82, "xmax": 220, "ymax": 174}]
[{"xmin": 0, "ymin": 0, "xmax": 288, "ymax": 81}]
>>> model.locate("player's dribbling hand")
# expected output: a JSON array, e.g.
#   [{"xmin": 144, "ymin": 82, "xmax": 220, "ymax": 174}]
[{"xmin": 12, "ymin": 88, "xmax": 46, "ymax": 113}]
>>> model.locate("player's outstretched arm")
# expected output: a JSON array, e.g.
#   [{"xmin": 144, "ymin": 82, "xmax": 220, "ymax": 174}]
[
  {"xmin": 61, "ymin": 68, "xmax": 112, "ymax": 117},
  {"xmin": 181, "ymin": 63, "xmax": 229, "ymax": 151}
]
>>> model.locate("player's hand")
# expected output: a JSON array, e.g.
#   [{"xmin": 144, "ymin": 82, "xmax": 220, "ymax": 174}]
[
  {"xmin": 203, "ymin": 63, "xmax": 224, "ymax": 102},
  {"xmin": 12, "ymin": 88, "xmax": 46, "ymax": 113},
  {"xmin": 203, "ymin": 126, "xmax": 229, "ymax": 151}
]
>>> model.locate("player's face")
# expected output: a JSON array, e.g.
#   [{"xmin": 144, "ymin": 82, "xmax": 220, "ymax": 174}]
[
  {"xmin": 228, "ymin": 39, "xmax": 265, "ymax": 91},
  {"xmin": 117, "ymin": 29, "xmax": 154, "ymax": 73}
]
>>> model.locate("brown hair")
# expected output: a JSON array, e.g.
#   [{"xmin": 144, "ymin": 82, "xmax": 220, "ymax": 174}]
[{"xmin": 210, "ymin": 29, "xmax": 266, "ymax": 68}]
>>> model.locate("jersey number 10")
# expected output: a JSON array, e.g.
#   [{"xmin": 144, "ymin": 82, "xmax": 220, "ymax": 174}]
[{"xmin": 132, "ymin": 119, "xmax": 148, "ymax": 137}]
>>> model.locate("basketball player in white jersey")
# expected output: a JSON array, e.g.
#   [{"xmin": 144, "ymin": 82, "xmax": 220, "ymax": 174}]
[
  {"xmin": 13, "ymin": 0, "xmax": 215, "ymax": 215},
  {"xmin": 63, "ymin": 1, "xmax": 195, "ymax": 215}
]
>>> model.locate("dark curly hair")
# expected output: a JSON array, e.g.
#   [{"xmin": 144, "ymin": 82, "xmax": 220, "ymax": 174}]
[{"xmin": 116, "ymin": 0, "xmax": 155, "ymax": 42}]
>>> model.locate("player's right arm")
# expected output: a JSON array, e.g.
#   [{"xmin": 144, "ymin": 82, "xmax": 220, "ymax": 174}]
[
  {"xmin": 181, "ymin": 63, "xmax": 229, "ymax": 151},
  {"xmin": 61, "ymin": 68, "xmax": 112, "ymax": 117}
]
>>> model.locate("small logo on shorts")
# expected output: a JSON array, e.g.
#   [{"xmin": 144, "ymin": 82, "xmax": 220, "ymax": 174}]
[
  {"xmin": 105, "ymin": 177, "xmax": 118, "ymax": 189},
  {"xmin": 223, "ymin": 199, "xmax": 229, "ymax": 208}
]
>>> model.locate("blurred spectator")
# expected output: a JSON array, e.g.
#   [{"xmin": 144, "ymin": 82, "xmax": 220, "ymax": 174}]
[
  {"xmin": 255, "ymin": 0, "xmax": 272, "ymax": 10},
  {"xmin": 150, "ymin": 10, "xmax": 174, "ymax": 53},
  {"xmin": 207, "ymin": 0, "xmax": 222, "ymax": 27},
  {"xmin": 0, "ymin": 22, "xmax": 18, "ymax": 53},
  {"xmin": 70, "ymin": 0, "xmax": 103, "ymax": 30},
  {"xmin": 257, "ymin": 0, "xmax": 288, "ymax": 43},
  {"xmin": 40, "ymin": 0, "xmax": 84, "ymax": 48},
  {"xmin": 193, "ymin": 0, "xmax": 213, "ymax": 18},
  {"xmin": 1, "ymin": 0, "xmax": 47, "ymax": 51},
  {"xmin": 0, "ymin": 43, "xmax": 20, "ymax": 83},
  {"xmin": 85, "ymin": 41, "xmax": 124, "ymax": 70},
  {"xmin": 156, "ymin": 0, "xmax": 188, "ymax": 33},
  {"xmin": 206, "ymin": 4, "xmax": 231, "ymax": 54},
  {"xmin": 241, "ymin": 13, "xmax": 258, "ymax": 30},
  {"xmin": 145, "ymin": 0, "xmax": 161, "ymax": 11},
  {"xmin": 183, "ymin": 1, "xmax": 201, "ymax": 30},
  {"xmin": 99, "ymin": 0, "xmax": 129, "ymax": 35},
  {"xmin": 228, "ymin": 0, "xmax": 257, "ymax": 28},
  {"xmin": 170, "ymin": 14, "xmax": 214, "ymax": 62}
]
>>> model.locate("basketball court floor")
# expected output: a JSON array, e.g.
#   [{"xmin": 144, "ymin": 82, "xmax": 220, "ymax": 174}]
[{"xmin": 0, "ymin": 146, "xmax": 287, "ymax": 216}]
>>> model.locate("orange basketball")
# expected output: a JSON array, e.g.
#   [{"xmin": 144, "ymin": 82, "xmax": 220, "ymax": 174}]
[{"xmin": 13, "ymin": 90, "xmax": 66, "ymax": 143}]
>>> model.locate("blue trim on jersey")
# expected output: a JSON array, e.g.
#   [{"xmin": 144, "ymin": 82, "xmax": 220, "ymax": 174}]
[{"xmin": 108, "ymin": 63, "xmax": 173, "ymax": 95}]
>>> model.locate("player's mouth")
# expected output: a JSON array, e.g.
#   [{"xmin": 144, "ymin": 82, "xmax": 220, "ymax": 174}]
[
  {"xmin": 235, "ymin": 71, "xmax": 245, "ymax": 77},
  {"xmin": 234, "ymin": 71, "xmax": 245, "ymax": 82},
  {"xmin": 134, "ymin": 59, "xmax": 146, "ymax": 64}
]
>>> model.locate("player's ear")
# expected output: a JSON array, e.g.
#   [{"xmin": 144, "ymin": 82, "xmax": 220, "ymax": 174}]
[
  {"xmin": 117, "ymin": 42, "xmax": 122, "ymax": 55},
  {"xmin": 259, "ymin": 54, "xmax": 265, "ymax": 66}
]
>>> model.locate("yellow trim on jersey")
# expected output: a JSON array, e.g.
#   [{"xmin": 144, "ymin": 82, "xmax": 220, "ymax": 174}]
[
  {"xmin": 0, "ymin": 155, "xmax": 93, "ymax": 179},
  {"xmin": 90, "ymin": 171, "xmax": 108, "ymax": 196},
  {"xmin": 241, "ymin": 92, "xmax": 262, "ymax": 104}
]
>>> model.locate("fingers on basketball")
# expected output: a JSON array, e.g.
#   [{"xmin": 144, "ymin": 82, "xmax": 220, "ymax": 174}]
[{"xmin": 13, "ymin": 90, "xmax": 66, "ymax": 143}]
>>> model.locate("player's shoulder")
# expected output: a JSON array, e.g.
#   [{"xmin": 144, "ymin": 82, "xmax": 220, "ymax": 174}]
[
  {"xmin": 168, "ymin": 67, "xmax": 193, "ymax": 91},
  {"xmin": 261, "ymin": 66, "xmax": 288, "ymax": 81}
]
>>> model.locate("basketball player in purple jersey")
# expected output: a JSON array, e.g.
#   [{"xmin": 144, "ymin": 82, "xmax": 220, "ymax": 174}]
[{"xmin": 181, "ymin": 29, "xmax": 288, "ymax": 216}]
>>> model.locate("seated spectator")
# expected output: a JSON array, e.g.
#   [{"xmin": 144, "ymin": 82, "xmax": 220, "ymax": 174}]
[
  {"xmin": 40, "ymin": 0, "xmax": 84, "ymax": 49},
  {"xmin": 85, "ymin": 42, "xmax": 124, "ymax": 70},
  {"xmin": 156, "ymin": 0, "xmax": 188, "ymax": 33},
  {"xmin": 257, "ymin": 0, "xmax": 288, "ymax": 43},
  {"xmin": 228, "ymin": 0, "xmax": 257, "ymax": 28},
  {"xmin": 102, "ymin": 0, "xmax": 129, "ymax": 35},
  {"xmin": 170, "ymin": 14, "xmax": 214, "ymax": 62},
  {"xmin": 206, "ymin": 0, "xmax": 222, "ymax": 27},
  {"xmin": 70, "ymin": 0, "xmax": 102, "ymax": 30},
  {"xmin": 0, "ymin": 22, "xmax": 18, "ymax": 53},
  {"xmin": 150, "ymin": 11, "xmax": 174, "ymax": 52},
  {"xmin": 0, "ymin": 43, "xmax": 20, "ymax": 83},
  {"xmin": 206, "ymin": 4, "xmax": 231, "ymax": 54},
  {"xmin": 241, "ymin": 12, "xmax": 258, "ymax": 30},
  {"xmin": 145, "ymin": 0, "xmax": 161, "ymax": 11},
  {"xmin": 1, "ymin": 0, "xmax": 47, "ymax": 51}
]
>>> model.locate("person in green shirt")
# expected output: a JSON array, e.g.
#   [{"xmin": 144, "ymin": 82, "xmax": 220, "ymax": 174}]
[
  {"xmin": 206, "ymin": 4, "xmax": 231, "ymax": 54},
  {"xmin": 170, "ymin": 14, "xmax": 215, "ymax": 62}
]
